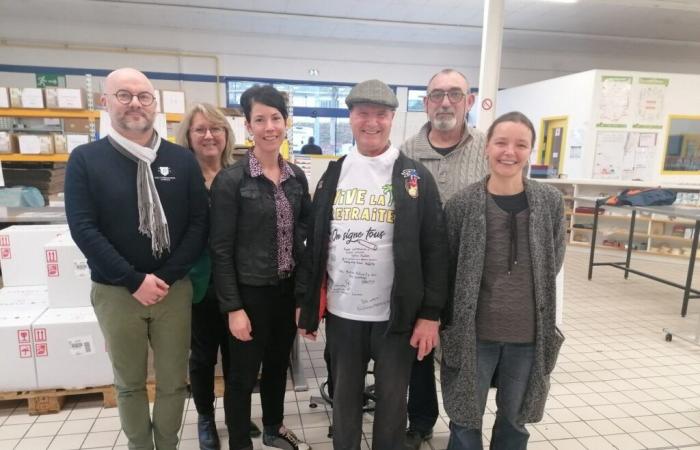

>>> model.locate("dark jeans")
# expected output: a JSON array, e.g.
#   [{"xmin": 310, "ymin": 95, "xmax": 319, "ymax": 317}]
[
  {"xmin": 224, "ymin": 279, "xmax": 297, "ymax": 450},
  {"xmin": 407, "ymin": 349, "xmax": 438, "ymax": 434},
  {"xmin": 447, "ymin": 341, "xmax": 535, "ymax": 450},
  {"xmin": 326, "ymin": 313, "xmax": 416, "ymax": 450},
  {"xmin": 189, "ymin": 286, "xmax": 230, "ymax": 416}
]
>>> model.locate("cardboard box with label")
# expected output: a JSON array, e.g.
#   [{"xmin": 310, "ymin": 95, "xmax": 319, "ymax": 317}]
[
  {"xmin": 32, "ymin": 307, "xmax": 113, "ymax": 389},
  {"xmin": 10, "ymin": 88, "xmax": 45, "ymax": 108},
  {"xmin": 0, "ymin": 132, "xmax": 14, "ymax": 154},
  {"xmin": 0, "ymin": 87, "xmax": 9, "ymax": 108},
  {"xmin": 0, "ymin": 307, "xmax": 46, "ymax": 391},
  {"xmin": 0, "ymin": 286, "xmax": 49, "ymax": 309},
  {"xmin": 63, "ymin": 118, "xmax": 90, "ymax": 134},
  {"xmin": 0, "ymin": 225, "xmax": 70, "ymax": 286},
  {"xmin": 17, "ymin": 134, "xmax": 54, "ymax": 155},
  {"xmin": 66, "ymin": 134, "xmax": 90, "ymax": 153},
  {"xmin": 45, "ymin": 234, "xmax": 91, "ymax": 308},
  {"xmin": 53, "ymin": 134, "xmax": 67, "ymax": 154},
  {"xmin": 46, "ymin": 88, "xmax": 83, "ymax": 109}
]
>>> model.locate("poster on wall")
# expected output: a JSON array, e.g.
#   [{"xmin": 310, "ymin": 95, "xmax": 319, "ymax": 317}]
[
  {"xmin": 634, "ymin": 77, "xmax": 668, "ymax": 128},
  {"xmin": 593, "ymin": 130, "xmax": 657, "ymax": 181},
  {"xmin": 593, "ymin": 130, "xmax": 627, "ymax": 179},
  {"xmin": 597, "ymin": 76, "xmax": 632, "ymax": 128},
  {"xmin": 622, "ymin": 132, "xmax": 656, "ymax": 181}
]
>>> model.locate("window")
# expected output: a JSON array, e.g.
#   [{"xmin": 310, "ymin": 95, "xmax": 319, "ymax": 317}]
[
  {"xmin": 407, "ymin": 89, "xmax": 426, "ymax": 112},
  {"xmin": 663, "ymin": 115, "xmax": 700, "ymax": 173},
  {"xmin": 226, "ymin": 79, "xmax": 354, "ymax": 154}
]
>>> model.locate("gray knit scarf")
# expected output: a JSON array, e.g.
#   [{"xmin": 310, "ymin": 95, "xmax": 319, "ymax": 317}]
[{"xmin": 108, "ymin": 130, "xmax": 170, "ymax": 258}]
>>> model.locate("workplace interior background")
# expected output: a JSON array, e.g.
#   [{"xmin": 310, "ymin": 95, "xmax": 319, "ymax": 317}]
[{"xmin": 3, "ymin": 0, "xmax": 700, "ymax": 449}]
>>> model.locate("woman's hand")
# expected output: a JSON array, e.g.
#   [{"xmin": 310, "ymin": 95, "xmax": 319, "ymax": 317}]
[{"xmin": 228, "ymin": 309, "xmax": 253, "ymax": 341}]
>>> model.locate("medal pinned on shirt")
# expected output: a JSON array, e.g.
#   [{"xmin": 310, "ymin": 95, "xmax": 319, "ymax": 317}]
[{"xmin": 401, "ymin": 169, "xmax": 420, "ymax": 198}]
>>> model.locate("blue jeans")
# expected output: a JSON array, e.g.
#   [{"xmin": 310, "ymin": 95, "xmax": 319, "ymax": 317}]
[{"xmin": 447, "ymin": 341, "xmax": 534, "ymax": 450}]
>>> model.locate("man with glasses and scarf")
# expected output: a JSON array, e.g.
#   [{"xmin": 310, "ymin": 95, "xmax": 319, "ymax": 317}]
[
  {"xmin": 65, "ymin": 68, "xmax": 208, "ymax": 450},
  {"xmin": 400, "ymin": 69, "xmax": 488, "ymax": 449}
]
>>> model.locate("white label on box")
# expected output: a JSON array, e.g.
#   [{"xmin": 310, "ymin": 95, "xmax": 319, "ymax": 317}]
[
  {"xmin": 73, "ymin": 259, "xmax": 90, "ymax": 278},
  {"xmin": 18, "ymin": 135, "xmax": 41, "ymax": 154},
  {"xmin": 68, "ymin": 336, "xmax": 94, "ymax": 356},
  {"xmin": 66, "ymin": 134, "xmax": 89, "ymax": 153},
  {"xmin": 21, "ymin": 88, "xmax": 44, "ymax": 108},
  {"xmin": 57, "ymin": 89, "xmax": 83, "ymax": 109},
  {"xmin": 0, "ymin": 88, "xmax": 8, "ymax": 108}
]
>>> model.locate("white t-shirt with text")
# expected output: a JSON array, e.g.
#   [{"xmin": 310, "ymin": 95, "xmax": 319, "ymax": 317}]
[{"xmin": 326, "ymin": 146, "xmax": 398, "ymax": 322}]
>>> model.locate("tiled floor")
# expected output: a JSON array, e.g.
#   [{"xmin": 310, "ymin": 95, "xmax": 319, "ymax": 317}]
[{"xmin": 3, "ymin": 246, "xmax": 700, "ymax": 449}]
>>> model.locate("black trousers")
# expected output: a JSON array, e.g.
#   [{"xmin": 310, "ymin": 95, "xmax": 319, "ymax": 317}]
[
  {"xmin": 189, "ymin": 286, "xmax": 230, "ymax": 416},
  {"xmin": 407, "ymin": 349, "xmax": 439, "ymax": 434},
  {"xmin": 224, "ymin": 279, "xmax": 297, "ymax": 450},
  {"xmin": 326, "ymin": 313, "xmax": 416, "ymax": 450}
]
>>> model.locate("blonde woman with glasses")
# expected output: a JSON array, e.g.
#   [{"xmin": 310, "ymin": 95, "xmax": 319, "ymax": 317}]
[{"xmin": 176, "ymin": 104, "xmax": 260, "ymax": 449}]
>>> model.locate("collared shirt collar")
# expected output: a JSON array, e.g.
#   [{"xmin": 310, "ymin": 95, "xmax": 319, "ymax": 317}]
[{"xmin": 248, "ymin": 150, "xmax": 296, "ymax": 182}]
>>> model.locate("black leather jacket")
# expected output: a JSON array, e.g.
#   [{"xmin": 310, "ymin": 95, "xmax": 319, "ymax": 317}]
[
  {"xmin": 210, "ymin": 153, "xmax": 312, "ymax": 313},
  {"xmin": 295, "ymin": 152, "xmax": 448, "ymax": 333}
]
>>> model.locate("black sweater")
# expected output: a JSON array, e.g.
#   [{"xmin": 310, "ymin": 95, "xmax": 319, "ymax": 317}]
[{"xmin": 65, "ymin": 137, "xmax": 209, "ymax": 293}]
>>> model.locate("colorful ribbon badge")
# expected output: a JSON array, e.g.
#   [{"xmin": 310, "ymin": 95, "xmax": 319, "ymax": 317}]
[{"xmin": 401, "ymin": 169, "xmax": 420, "ymax": 198}]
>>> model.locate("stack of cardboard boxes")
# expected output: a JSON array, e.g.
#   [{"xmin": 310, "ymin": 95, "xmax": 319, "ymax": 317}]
[{"xmin": 0, "ymin": 224, "xmax": 112, "ymax": 392}]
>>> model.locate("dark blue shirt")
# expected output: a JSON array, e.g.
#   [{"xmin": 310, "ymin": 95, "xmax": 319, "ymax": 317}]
[{"xmin": 65, "ymin": 137, "xmax": 208, "ymax": 292}]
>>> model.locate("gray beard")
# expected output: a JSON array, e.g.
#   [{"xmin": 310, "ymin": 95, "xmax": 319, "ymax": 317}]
[{"xmin": 432, "ymin": 116, "xmax": 457, "ymax": 131}]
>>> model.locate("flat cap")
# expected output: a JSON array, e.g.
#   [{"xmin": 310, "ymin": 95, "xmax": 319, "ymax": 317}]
[{"xmin": 345, "ymin": 79, "xmax": 398, "ymax": 110}]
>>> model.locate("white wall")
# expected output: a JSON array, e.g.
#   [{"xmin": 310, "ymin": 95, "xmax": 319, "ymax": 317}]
[
  {"xmin": 498, "ymin": 69, "xmax": 700, "ymax": 184},
  {"xmin": 496, "ymin": 70, "xmax": 597, "ymax": 179}
]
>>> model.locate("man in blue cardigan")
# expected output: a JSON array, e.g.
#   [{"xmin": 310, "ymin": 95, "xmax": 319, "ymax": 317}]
[{"xmin": 65, "ymin": 68, "xmax": 208, "ymax": 450}]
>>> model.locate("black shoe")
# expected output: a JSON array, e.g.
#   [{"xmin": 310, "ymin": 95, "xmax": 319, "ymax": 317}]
[
  {"xmin": 197, "ymin": 413, "xmax": 220, "ymax": 450},
  {"xmin": 405, "ymin": 429, "xmax": 433, "ymax": 450},
  {"xmin": 250, "ymin": 420, "xmax": 262, "ymax": 438}
]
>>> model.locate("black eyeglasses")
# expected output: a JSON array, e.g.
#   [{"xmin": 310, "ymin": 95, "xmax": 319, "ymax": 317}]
[
  {"xmin": 426, "ymin": 89, "xmax": 467, "ymax": 103},
  {"xmin": 112, "ymin": 90, "xmax": 156, "ymax": 106}
]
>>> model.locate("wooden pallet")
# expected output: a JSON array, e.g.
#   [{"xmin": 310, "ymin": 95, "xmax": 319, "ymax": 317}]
[
  {"xmin": 0, "ymin": 385, "xmax": 116, "ymax": 415},
  {"xmin": 0, "ymin": 376, "xmax": 224, "ymax": 416}
]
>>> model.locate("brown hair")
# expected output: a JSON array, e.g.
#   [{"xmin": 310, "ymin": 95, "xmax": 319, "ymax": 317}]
[
  {"xmin": 176, "ymin": 103, "xmax": 236, "ymax": 167},
  {"xmin": 486, "ymin": 111, "xmax": 536, "ymax": 147}
]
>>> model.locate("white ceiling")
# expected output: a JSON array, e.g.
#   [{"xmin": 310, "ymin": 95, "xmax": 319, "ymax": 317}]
[{"xmin": 3, "ymin": 0, "xmax": 700, "ymax": 54}]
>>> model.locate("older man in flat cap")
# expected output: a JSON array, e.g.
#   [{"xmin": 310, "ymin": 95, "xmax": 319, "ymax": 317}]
[{"xmin": 295, "ymin": 79, "xmax": 448, "ymax": 450}]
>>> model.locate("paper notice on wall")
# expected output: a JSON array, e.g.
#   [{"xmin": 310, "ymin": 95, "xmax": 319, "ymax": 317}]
[
  {"xmin": 68, "ymin": 336, "xmax": 94, "ymax": 356},
  {"xmin": 593, "ymin": 130, "xmax": 627, "ymax": 179},
  {"xmin": 597, "ymin": 76, "xmax": 632, "ymax": 127},
  {"xmin": 634, "ymin": 77, "xmax": 668, "ymax": 127},
  {"xmin": 294, "ymin": 155, "xmax": 313, "ymax": 181},
  {"xmin": 622, "ymin": 132, "xmax": 656, "ymax": 181}
]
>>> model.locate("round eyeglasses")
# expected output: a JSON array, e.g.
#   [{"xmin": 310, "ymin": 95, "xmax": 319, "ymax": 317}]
[
  {"xmin": 112, "ymin": 90, "xmax": 156, "ymax": 106},
  {"xmin": 427, "ymin": 89, "xmax": 467, "ymax": 103}
]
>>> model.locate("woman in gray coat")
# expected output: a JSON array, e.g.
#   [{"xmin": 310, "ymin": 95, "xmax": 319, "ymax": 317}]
[{"xmin": 441, "ymin": 111, "xmax": 566, "ymax": 450}]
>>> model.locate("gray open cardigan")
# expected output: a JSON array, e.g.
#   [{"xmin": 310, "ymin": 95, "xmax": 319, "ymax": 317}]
[{"xmin": 441, "ymin": 176, "xmax": 566, "ymax": 429}]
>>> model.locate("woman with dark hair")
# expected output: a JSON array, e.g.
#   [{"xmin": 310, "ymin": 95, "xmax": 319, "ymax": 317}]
[
  {"xmin": 176, "ymin": 103, "xmax": 261, "ymax": 450},
  {"xmin": 209, "ymin": 85, "xmax": 312, "ymax": 450},
  {"xmin": 441, "ymin": 111, "xmax": 566, "ymax": 450}
]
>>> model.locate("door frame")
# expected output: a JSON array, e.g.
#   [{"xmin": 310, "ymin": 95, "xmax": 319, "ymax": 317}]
[{"xmin": 537, "ymin": 116, "xmax": 569, "ymax": 175}]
